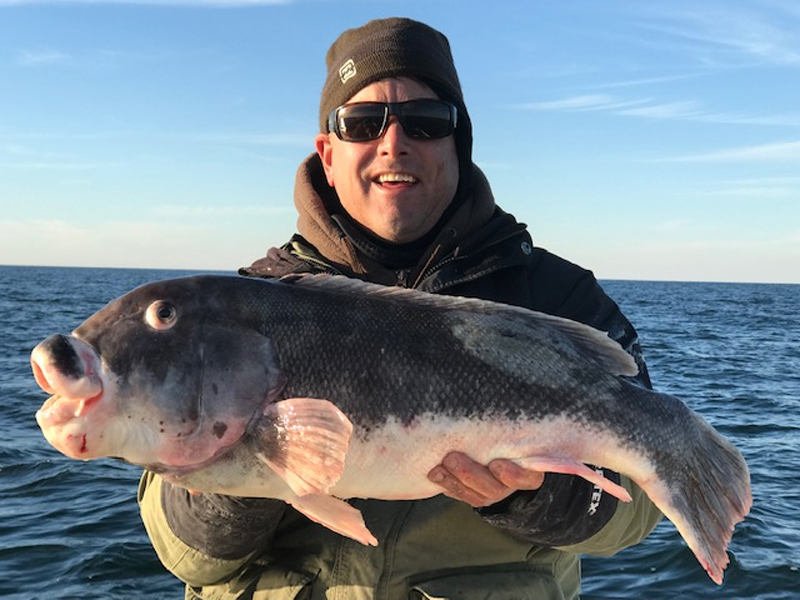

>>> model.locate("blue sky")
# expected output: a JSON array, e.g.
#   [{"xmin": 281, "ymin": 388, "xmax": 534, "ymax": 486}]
[{"xmin": 1, "ymin": 0, "xmax": 799, "ymax": 283}]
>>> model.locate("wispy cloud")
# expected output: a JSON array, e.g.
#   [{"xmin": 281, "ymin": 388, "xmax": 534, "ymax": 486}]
[
  {"xmin": 718, "ymin": 176, "xmax": 800, "ymax": 187},
  {"xmin": 656, "ymin": 218, "xmax": 693, "ymax": 232},
  {"xmin": 617, "ymin": 100, "xmax": 702, "ymax": 119},
  {"xmin": 0, "ymin": 142, "xmax": 120, "ymax": 170},
  {"xmin": 0, "ymin": 217, "xmax": 291, "ymax": 270},
  {"xmin": 511, "ymin": 93, "xmax": 800, "ymax": 127},
  {"xmin": 0, "ymin": 160, "xmax": 118, "ymax": 170},
  {"xmin": 696, "ymin": 176, "xmax": 800, "ymax": 198},
  {"xmin": 635, "ymin": 3, "xmax": 800, "ymax": 67},
  {"xmin": 4, "ymin": 143, "xmax": 39, "ymax": 156},
  {"xmin": 153, "ymin": 204, "xmax": 293, "ymax": 218},
  {"xmin": 1, "ymin": 130, "xmax": 310, "ymax": 145},
  {"xmin": 0, "ymin": 129, "xmax": 310, "ymax": 174},
  {"xmin": 509, "ymin": 94, "xmax": 650, "ymax": 112},
  {"xmin": 666, "ymin": 140, "xmax": 800, "ymax": 162},
  {"xmin": 187, "ymin": 132, "xmax": 310, "ymax": 147},
  {"xmin": 16, "ymin": 50, "xmax": 70, "ymax": 67},
  {"xmin": 580, "ymin": 73, "xmax": 702, "ymax": 90}
]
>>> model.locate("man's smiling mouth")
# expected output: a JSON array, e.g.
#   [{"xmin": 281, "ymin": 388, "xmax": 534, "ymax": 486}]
[{"xmin": 376, "ymin": 173, "xmax": 418, "ymax": 185}]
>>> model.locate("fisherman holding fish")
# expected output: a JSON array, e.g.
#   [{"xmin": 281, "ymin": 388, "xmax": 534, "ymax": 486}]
[
  {"xmin": 136, "ymin": 17, "xmax": 666, "ymax": 600},
  {"xmin": 29, "ymin": 14, "xmax": 751, "ymax": 598}
]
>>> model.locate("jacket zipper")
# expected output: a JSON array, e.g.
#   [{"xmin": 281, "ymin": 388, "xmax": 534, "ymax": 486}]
[{"xmin": 414, "ymin": 227, "xmax": 528, "ymax": 290}]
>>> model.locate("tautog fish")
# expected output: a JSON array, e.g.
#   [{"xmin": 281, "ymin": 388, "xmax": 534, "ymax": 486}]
[{"xmin": 30, "ymin": 274, "xmax": 751, "ymax": 585}]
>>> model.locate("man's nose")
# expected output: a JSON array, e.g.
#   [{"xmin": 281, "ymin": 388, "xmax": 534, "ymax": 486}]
[{"xmin": 378, "ymin": 117, "xmax": 410, "ymax": 154}]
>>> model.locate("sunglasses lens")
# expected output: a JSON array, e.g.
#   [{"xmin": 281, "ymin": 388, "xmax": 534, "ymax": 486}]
[
  {"xmin": 337, "ymin": 105, "xmax": 387, "ymax": 142},
  {"xmin": 399, "ymin": 100, "xmax": 455, "ymax": 139},
  {"xmin": 332, "ymin": 100, "xmax": 456, "ymax": 142}
]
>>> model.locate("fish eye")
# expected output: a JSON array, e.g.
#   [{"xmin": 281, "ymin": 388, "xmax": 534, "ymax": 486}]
[{"xmin": 145, "ymin": 301, "xmax": 178, "ymax": 331}]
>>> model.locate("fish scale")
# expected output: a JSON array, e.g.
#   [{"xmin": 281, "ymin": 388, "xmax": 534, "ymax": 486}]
[{"xmin": 268, "ymin": 291, "xmax": 514, "ymax": 424}]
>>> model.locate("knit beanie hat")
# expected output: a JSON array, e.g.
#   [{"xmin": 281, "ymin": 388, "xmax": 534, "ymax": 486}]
[{"xmin": 319, "ymin": 17, "xmax": 473, "ymax": 173}]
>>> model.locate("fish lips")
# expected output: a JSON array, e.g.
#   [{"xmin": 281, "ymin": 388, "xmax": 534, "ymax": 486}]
[
  {"xmin": 31, "ymin": 335, "xmax": 105, "ymax": 416},
  {"xmin": 31, "ymin": 334, "xmax": 109, "ymax": 457}
]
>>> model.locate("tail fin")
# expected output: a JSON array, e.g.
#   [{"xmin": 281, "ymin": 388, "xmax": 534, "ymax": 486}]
[{"xmin": 640, "ymin": 412, "xmax": 751, "ymax": 585}]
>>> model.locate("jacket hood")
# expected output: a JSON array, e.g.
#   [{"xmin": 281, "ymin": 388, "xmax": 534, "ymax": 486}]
[
  {"xmin": 241, "ymin": 154, "xmax": 528, "ymax": 285},
  {"xmin": 292, "ymin": 153, "xmax": 511, "ymax": 280}
]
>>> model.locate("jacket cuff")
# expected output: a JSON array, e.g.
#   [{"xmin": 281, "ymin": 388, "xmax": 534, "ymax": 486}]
[
  {"xmin": 158, "ymin": 476, "xmax": 286, "ymax": 561},
  {"xmin": 477, "ymin": 466, "xmax": 619, "ymax": 547}
]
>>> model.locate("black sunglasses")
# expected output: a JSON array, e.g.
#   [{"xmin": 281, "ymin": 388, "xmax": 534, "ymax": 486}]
[{"xmin": 327, "ymin": 99, "xmax": 457, "ymax": 142}]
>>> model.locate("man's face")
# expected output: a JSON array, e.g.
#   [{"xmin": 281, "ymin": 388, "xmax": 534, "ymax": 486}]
[{"xmin": 316, "ymin": 77, "xmax": 460, "ymax": 244}]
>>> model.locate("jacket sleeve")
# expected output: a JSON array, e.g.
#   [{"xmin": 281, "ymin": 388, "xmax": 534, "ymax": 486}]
[
  {"xmin": 137, "ymin": 471, "xmax": 286, "ymax": 587},
  {"xmin": 476, "ymin": 249, "xmax": 662, "ymax": 552}
]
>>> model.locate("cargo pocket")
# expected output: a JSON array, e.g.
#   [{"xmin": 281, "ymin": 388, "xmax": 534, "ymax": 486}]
[
  {"xmin": 409, "ymin": 566, "xmax": 566, "ymax": 600},
  {"xmin": 249, "ymin": 566, "xmax": 315, "ymax": 600},
  {"xmin": 189, "ymin": 566, "xmax": 315, "ymax": 600}
]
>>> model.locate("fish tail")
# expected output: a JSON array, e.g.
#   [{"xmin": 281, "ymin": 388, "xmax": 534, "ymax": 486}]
[{"xmin": 647, "ymin": 412, "xmax": 752, "ymax": 585}]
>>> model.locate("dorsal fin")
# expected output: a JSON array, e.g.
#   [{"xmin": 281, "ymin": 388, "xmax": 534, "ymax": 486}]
[{"xmin": 277, "ymin": 273, "xmax": 638, "ymax": 378}]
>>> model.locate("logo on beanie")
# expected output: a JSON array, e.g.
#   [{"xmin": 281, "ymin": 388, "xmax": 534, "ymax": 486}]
[{"xmin": 339, "ymin": 59, "xmax": 357, "ymax": 84}]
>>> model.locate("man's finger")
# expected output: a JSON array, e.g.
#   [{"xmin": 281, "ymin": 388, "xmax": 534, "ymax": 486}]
[
  {"xmin": 488, "ymin": 459, "xmax": 546, "ymax": 490},
  {"xmin": 428, "ymin": 464, "xmax": 492, "ymax": 506},
  {"xmin": 428, "ymin": 452, "xmax": 514, "ymax": 507},
  {"xmin": 442, "ymin": 452, "xmax": 510, "ymax": 499}
]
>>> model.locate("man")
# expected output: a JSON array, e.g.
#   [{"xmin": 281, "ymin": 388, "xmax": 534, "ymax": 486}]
[{"xmin": 139, "ymin": 17, "xmax": 663, "ymax": 599}]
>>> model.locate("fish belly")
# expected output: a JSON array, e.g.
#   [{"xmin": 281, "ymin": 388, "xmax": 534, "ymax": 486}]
[{"xmin": 330, "ymin": 413, "xmax": 647, "ymax": 501}]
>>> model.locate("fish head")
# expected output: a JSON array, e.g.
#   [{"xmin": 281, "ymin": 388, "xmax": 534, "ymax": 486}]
[{"xmin": 31, "ymin": 276, "xmax": 283, "ymax": 473}]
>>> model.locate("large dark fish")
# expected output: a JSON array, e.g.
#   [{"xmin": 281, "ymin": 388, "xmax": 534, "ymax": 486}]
[{"xmin": 30, "ymin": 275, "xmax": 751, "ymax": 584}]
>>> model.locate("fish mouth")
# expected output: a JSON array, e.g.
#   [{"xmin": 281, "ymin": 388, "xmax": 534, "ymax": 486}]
[
  {"xmin": 36, "ymin": 390, "xmax": 104, "ymax": 426},
  {"xmin": 31, "ymin": 334, "xmax": 105, "ymax": 426}
]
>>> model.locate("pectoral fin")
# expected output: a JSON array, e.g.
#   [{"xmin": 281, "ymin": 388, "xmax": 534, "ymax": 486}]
[
  {"xmin": 256, "ymin": 397, "xmax": 353, "ymax": 497},
  {"xmin": 288, "ymin": 493, "xmax": 379, "ymax": 547}
]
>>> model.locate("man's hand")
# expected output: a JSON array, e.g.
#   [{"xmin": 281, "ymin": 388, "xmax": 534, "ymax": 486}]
[{"xmin": 427, "ymin": 451, "xmax": 545, "ymax": 508}]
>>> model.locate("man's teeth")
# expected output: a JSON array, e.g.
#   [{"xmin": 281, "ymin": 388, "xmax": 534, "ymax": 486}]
[{"xmin": 377, "ymin": 173, "xmax": 417, "ymax": 183}]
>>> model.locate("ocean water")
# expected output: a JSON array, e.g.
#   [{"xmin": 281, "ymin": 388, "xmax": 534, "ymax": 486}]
[{"xmin": 1, "ymin": 265, "xmax": 797, "ymax": 599}]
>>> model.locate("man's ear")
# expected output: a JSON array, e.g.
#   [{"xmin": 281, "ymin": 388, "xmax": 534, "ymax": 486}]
[{"xmin": 315, "ymin": 133, "xmax": 335, "ymax": 187}]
